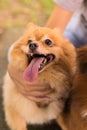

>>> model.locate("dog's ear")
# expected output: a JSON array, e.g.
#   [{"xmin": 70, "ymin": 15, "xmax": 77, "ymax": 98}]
[
  {"xmin": 24, "ymin": 22, "xmax": 39, "ymax": 33},
  {"xmin": 77, "ymin": 46, "xmax": 87, "ymax": 73},
  {"xmin": 53, "ymin": 28, "xmax": 60, "ymax": 34},
  {"xmin": 26, "ymin": 22, "xmax": 38, "ymax": 29}
]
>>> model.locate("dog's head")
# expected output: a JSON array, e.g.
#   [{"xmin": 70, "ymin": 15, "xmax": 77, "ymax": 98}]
[{"xmin": 9, "ymin": 23, "xmax": 76, "ymax": 82}]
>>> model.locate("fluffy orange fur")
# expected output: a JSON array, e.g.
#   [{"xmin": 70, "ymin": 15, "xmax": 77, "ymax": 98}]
[
  {"xmin": 59, "ymin": 45, "xmax": 87, "ymax": 130},
  {"xmin": 3, "ymin": 23, "xmax": 76, "ymax": 130}
]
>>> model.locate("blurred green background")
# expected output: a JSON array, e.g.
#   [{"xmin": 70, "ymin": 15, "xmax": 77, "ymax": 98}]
[{"xmin": 0, "ymin": 0, "xmax": 54, "ymax": 30}]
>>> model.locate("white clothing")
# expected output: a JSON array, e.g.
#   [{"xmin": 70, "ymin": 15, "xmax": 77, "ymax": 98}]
[{"xmin": 54, "ymin": 0, "xmax": 83, "ymax": 11}]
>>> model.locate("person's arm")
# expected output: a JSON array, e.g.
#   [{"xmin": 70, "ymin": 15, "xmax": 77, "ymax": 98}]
[{"xmin": 46, "ymin": 5, "xmax": 73, "ymax": 32}]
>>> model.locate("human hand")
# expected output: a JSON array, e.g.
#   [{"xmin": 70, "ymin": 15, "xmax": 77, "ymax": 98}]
[{"xmin": 8, "ymin": 64, "xmax": 53, "ymax": 103}]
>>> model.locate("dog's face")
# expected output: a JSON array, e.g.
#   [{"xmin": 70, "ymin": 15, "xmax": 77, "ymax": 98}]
[{"xmin": 9, "ymin": 23, "xmax": 76, "ymax": 82}]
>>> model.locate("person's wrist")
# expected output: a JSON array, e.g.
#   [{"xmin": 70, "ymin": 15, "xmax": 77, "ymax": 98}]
[{"xmin": 46, "ymin": 5, "xmax": 73, "ymax": 33}]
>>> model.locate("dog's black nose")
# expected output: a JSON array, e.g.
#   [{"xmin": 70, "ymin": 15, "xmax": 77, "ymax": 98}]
[{"xmin": 29, "ymin": 43, "xmax": 38, "ymax": 51}]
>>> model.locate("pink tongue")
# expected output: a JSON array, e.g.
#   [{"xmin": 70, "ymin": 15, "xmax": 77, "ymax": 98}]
[{"xmin": 23, "ymin": 58, "xmax": 44, "ymax": 82}]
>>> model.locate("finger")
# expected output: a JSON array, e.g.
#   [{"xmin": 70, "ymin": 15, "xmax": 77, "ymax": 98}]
[
  {"xmin": 21, "ymin": 86, "xmax": 53, "ymax": 93},
  {"xmin": 23, "ymin": 85, "xmax": 51, "ymax": 92},
  {"xmin": 17, "ymin": 82, "xmax": 52, "ymax": 93},
  {"xmin": 22, "ymin": 89, "xmax": 53, "ymax": 97},
  {"xmin": 26, "ymin": 96, "xmax": 51, "ymax": 103}
]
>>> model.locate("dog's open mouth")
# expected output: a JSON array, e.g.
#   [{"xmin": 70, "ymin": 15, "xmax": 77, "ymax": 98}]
[
  {"xmin": 23, "ymin": 53, "xmax": 55, "ymax": 82},
  {"xmin": 29, "ymin": 54, "xmax": 55, "ymax": 71}
]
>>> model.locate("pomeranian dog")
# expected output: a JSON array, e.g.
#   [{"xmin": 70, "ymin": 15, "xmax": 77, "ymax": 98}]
[
  {"xmin": 3, "ymin": 23, "xmax": 76, "ymax": 130},
  {"xmin": 59, "ymin": 45, "xmax": 87, "ymax": 130}
]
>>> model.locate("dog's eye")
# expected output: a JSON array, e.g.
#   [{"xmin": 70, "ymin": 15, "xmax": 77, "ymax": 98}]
[
  {"xmin": 28, "ymin": 40, "xmax": 32, "ymax": 43},
  {"xmin": 44, "ymin": 39, "xmax": 53, "ymax": 47}
]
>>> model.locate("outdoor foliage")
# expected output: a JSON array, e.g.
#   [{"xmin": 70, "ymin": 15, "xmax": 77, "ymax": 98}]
[{"xmin": 0, "ymin": 0, "xmax": 54, "ymax": 29}]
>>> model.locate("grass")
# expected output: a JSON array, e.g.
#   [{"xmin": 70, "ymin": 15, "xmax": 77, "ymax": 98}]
[
  {"xmin": 0, "ymin": 0, "xmax": 55, "ymax": 29},
  {"xmin": 12, "ymin": 8, "xmax": 24, "ymax": 15},
  {"xmin": 17, "ymin": 0, "xmax": 54, "ymax": 17},
  {"xmin": 17, "ymin": 0, "xmax": 31, "ymax": 6},
  {"xmin": 4, "ymin": 20, "xmax": 26, "ymax": 29},
  {"xmin": 0, "ymin": 0, "xmax": 10, "ymax": 9},
  {"xmin": 17, "ymin": 0, "xmax": 54, "ymax": 10},
  {"xmin": 40, "ymin": 0, "xmax": 54, "ymax": 15}
]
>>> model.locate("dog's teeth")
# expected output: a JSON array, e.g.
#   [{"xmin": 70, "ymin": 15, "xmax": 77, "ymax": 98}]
[
  {"xmin": 30, "ymin": 53, "xmax": 33, "ymax": 56},
  {"xmin": 39, "ymin": 66, "xmax": 41, "ymax": 69},
  {"xmin": 43, "ymin": 59, "xmax": 47, "ymax": 64}
]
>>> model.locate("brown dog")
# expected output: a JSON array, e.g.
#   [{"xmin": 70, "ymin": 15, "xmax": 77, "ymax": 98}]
[
  {"xmin": 3, "ymin": 23, "xmax": 76, "ymax": 130},
  {"xmin": 59, "ymin": 45, "xmax": 87, "ymax": 130}
]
